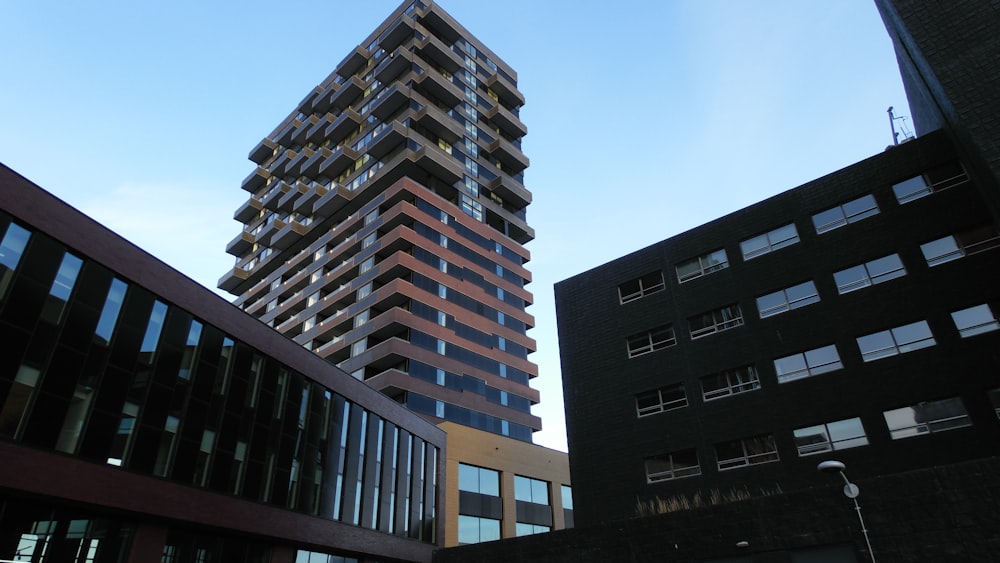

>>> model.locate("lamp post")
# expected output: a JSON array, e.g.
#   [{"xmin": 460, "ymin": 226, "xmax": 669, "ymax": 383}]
[{"xmin": 817, "ymin": 460, "xmax": 877, "ymax": 563}]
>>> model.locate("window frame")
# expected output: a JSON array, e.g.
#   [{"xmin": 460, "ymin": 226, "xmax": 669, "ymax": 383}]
[
  {"xmin": 833, "ymin": 254, "xmax": 907, "ymax": 294},
  {"xmin": 793, "ymin": 417, "xmax": 868, "ymax": 456},
  {"xmin": 740, "ymin": 223, "xmax": 799, "ymax": 261},
  {"xmin": 773, "ymin": 344, "xmax": 843, "ymax": 383},
  {"xmin": 920, "ymin": 225, "xmax": 1000, "ymax": 267},
  {"xmin": 756, "ymin": 280, "xmax": 820, "ymax": 318},
  {"xmin": 675, "ymin": 248, "xmax": 728, "ymax": 283},
  {"xmin": 892, "ymin": 161, "xmax": 969, "ymax": 204},
  {"xmin": 635, "ymin": 383, "xmax": 688, "ymax": 417},
  {"xmin": 951, "ymin": 304, "xmax": 1000, "ymax": 338},
  {"xmin": 618, "ymin": 271, "xmax": 666, "ymax": 304},
  {"xmin": 626, "ymin": 325, "xmax": 676, "ymax": 358},
  {"xmin": 883, "ymin": 397, "xmax": 971, "ymax": 439},
  {"xmin": 715, "ymin": 435, "xmax": 779, "ymax": 471},
  {"xmin": 701, "ymin": 365, "xmax": 760, "ymax": 400},
  {"xmin": 645, "ymin": 449, "xmax": 701, "ymax": 483},
  {"xmin": 689, "ymin": 304, "xmax": 744, "ymax": 339},
  {"xmin": 856, "ymin": 320, "xmax": 936, "ymax": 362},
  {"xmin": 812, "ymin": 194, "xmax": 880, "ymax": 234}
]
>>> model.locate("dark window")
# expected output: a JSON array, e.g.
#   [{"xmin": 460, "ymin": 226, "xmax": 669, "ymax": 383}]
[
  {"xmin": 618, "ymin": 271, "xmax": 665, "ymax": 304},
  {"xmin": 645, "ymin": 449, "xmax": 700, "ymax": 482},
  {"xmin": 689, "ymin": 304, "xmax": 743, "ymax": 339},
  {"xmin": 701, "ymin": 365, "xmax": 760, "ymax": 400},
  {"xmin": 626, "ymin": 325, "xmax": 676, "ymax": 357},
  {"xmin": 635, "ymin": 383, "xmax": 687, "ymax": 417}
]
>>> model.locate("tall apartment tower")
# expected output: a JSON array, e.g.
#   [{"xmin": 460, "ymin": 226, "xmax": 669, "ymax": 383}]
[{"xmin": 219, "ymin": 0, "xmax": 540, "ymax": 442}]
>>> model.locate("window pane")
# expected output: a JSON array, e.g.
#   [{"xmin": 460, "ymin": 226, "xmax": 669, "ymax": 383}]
[
  {"xmin": 794, "ymin": 425, "xmax": 830, "ymax": 455},
  {"xmin": 891, "ymin": 321, "xmax": 935, "ymax": 352},
  {"xmin": 740, "ymin": 234, "xmax": 769, "ymax": 259},
  {"xmin": 857, "ymin": 330, "xmax": 897, "ymax": 361},
  {"xmin": 834, "ymin": 265, "xmax": 869, "ymax": 294},
  {"xmin": 785, "ymin": 281, "xmax": 819, "ymax": 309},
  {"xmin": 95, "ymin": 278, "xmax": 128, "ymax": 342},
  {"xmin": 812, "ymin": 207, "xmax": 846, "ymax": 233},
  {"xmin": 514, "ymin": 475, "xmax": 531, "ymax": 502},
  {"xmin": 842, "ymin": 194, "xmax": 879, "ymax": 222},
  {"xmin": 531, "ymin": 479, "xmax": 549, "ymax": 505},
  {"xmin": 866, "ymin": 254, "xmax": 905, "ymax": 284},
  {"xmin": 827, "ymin": 417, "xmax": 868, "ymax": 450},
  {"xmin": 892, "ymin": 175, "xmax": 930, "ymax": 203},
  {"xmin": 757, "ymin": 291, "xmax": 787, "ymax": 318},
  {"xmin": 768, "ymin": 224, "xmax": 799, "ymax": 249},
  {"xmin": 803, "ymin": 345, "xmax": 841, "ymax": 374},
  {"xmin": 920, "ymin": 236, "xmax": 962, "ymax": 266},
  {"xmin": 480, "ymin": 468, "xmax": 499, "ymax": 496},
  {"xmin": 458, "ymin": 464, "xmax": 478, "ymax": 493},
  {"xmin": 951, "ymin": 304, "xmax": 999, "ymax": 337},
  {"xmin": 774, "ymin": 354, "xmax": 807, "ymax": 379},
  {"xmin": 0, "ymin": 223, "xmax": 31, "ymax": 269}
]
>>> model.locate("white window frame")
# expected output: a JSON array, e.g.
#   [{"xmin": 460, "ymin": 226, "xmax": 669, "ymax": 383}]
[
  {"xmin": 793, "ymin": 418, "xmax": 868, "ymax": 456},
  {"xmin": 618, "ymin": 271, "xmax": 666, "ymax": 304},
  {"xmin": 856, "ymin": 320, "xmax": 936, "ymax": 362},
  {"xmin": 645, "ymin": 449, "xmax": 701, "ymax": 483},
  {"xmin": 716, "ymin": 435, "xmax": 779, "ymax": 471},
  {"xmin": 701, "ymin": 365, "xmax": 760, "ymax": 401},
  {"xmin": 626, "ymin": 325, "xmax": 676, "ymax": 358},
  {"xmin": 883, "ymin": 397, "xmax": 971, "ymax": 439},
  {"xmin": 689, "ymin": 304, "xmax": 744, "ymax": 339},
  {"xmin": 834, "ymin": 254, "xmax": 907, "ymax": 294},
  {"xmin": 774, "ymin": 344, "xmax": 843, "ymax": 383},
  {"xmin": 635, "ymin": 383, "xmax": 688, "ymax": 417},
  {"xmin": 675, "ymin": 248, "xmax": 728, "ymax": 283},
  {"xmin": 812, "ymin": 194, "xmax": 880, "ymax": 234},
  {"xmin": 756, "ymin": 280, "xmax": 820, "ymax": 318},
  {"xmin": 740, "ymin": 223, "xmax": 799, "ymax": 260},
  {"xmin": 951, "ymin": 304, "xmax": 1000, "ymax": 337}
]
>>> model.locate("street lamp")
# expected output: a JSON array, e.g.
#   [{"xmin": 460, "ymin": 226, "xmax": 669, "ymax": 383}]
[{"xmin": 817, "ymin": 460, "xmax": 877, "ymax": 563}]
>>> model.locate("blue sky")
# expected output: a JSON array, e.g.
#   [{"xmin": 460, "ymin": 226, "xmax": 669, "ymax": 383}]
[{"xmin": 0, "ymin": 1, "xmax": 909, "ymax": 452}]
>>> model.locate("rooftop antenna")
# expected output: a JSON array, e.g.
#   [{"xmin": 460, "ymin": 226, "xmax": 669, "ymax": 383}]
[{"xmin": 887, "ymin": 106, "xmax": 914, "ymax": 145}]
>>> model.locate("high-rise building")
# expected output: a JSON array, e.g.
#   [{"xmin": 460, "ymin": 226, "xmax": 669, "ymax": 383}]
[
  {"xmin": 552, "ymin": 0, "xmax": 1000, "ymax": 532},
  {"xmin": 219, "ymin": 0, "xmax": 539, "ymax": 445},
  {"xmin": 0, "ymin": 163, "xmax": 444, "ymax": 562}
]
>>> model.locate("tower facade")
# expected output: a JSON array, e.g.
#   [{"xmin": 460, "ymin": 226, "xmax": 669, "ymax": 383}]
[{"xmin": 219, "ymin": 0, "xmax": 539, "ymax": 442}]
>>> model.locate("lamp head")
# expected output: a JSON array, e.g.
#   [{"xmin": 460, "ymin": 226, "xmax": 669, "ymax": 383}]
[{"xmin": 817, "ymin": 460, "xmax": 846, "ymax": 474}]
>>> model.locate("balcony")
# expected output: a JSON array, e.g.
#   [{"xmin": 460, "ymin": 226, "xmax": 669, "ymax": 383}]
[
  {"xmin": 311, "ymin": 82, "xmax": 337, "ymax": 114},
  {"xmin": 305, "ymin": 114, "xmax": 333, "ymax": 144},
  {"xmin": 489, "ymin": 174, "xmax": 531, "ymax": 208},
  {"xmin": 367, "ymin": 121, "xmax": 408, "ymax": 159},
  {"xmin": 377, "ymin": 13, "xmax": 416, "ymax": 52},
  {"xmin": 273, "ymin": 119, "xmax": 302, "ymax": 146},
  {"xmin": 414, "ymin": 71, "xmax": 461, "ymax": 108},
  {"xmin": 294, "ymin": 86, "xmax": 322, "ymax": 116},
  {"xmin": 269, "ymin": 150, "xmax": 295, "ymax": 176},
  {"xmin": 485, "ymin": 104, "xmax": 527, "ymax": 138},
  {"xmin": 368, "ymin": 83, "xmax": 411, "ymax": 121},
  {"xmin": 292, "ymin": 182, "xmax": 329, "ymax": 215},
  {"xmin": 261, "ymin": 181, "xmax": 291, "ymax": 211},
  {"xmin": 313, "ymin": 184, "xmax": 355, "ymax": 217},
  {"xmin": 336, "ymin": 46, "xmax": 370, "ymax": 79},
  {"xmin": 414, "ymin": 31, "xmax": 462, "ymax": 73},
  {"xmin": 325, "ymin": 108, "xmax": 363, "ymax": 144},
  {"xmin": 225, "ymin": 230, "xmax": 255, "ymax": 257},
  {"xmin": 270, "ymin": 220, "xmax": 311, "ymax": 251},
  {"xmin": 218, "ymin": 265, "xmax": 251, "ymax": 293},
  {"xmin": 241, "ymin": 166, "xmax": 269, "ymax": 193},
  {"xmin": 410, "ymin": 144, "xmax": 463, "ymax": 185},
  {"xmin": 300, "ymin": 147, "xmax": 330, "ymax": 177},
  {"xmin": 413, "ymin": 100, "xmax": 462, "ymax": 143},
  {"xmin": 329, "ymin": 75, "xmax": 365, "ymax": 111},
  {"xmin": 374, "ymin": 47, "xmax": 413, "ymax": 83},
  {"xmin": 248, "ymin": 138, "xmax": 277, "ymax": 165},
  {"xmin": 277, "ymin": 181, "xmax": 310, "ymax": 212},
  {"xmin": 486, "ymin": 73, "xmax": 525, "ymax": 108},
  {"xmin": 233, "ymin": 197, "xmax": 263, "ymax": 223},
  {"xmin": 489, "ymin": 137, "xmax": 530, "ymax": 174},
  {"xmin": 283, "ymin": 149, "xmax": 313, "ymax": 177},
  {"xmin": 318, "ymin": 145, "xmax": 360, "ymax": 180},
  {"xmin": 254, "ymin": 218, "xmax": 286, "ymax": 246},
  {"xmin": 291, "ymin": 115, "xmax": 320, "ymax": 146}
]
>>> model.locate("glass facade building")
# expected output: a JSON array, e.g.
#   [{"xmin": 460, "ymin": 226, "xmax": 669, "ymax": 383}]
[
  {"xmin": 219, "ymin": 0, "xmax": 539, "ymax": 443},
  {"xmin": 0, "ymin": 163, "xmax": 444, "ymax": 562}
]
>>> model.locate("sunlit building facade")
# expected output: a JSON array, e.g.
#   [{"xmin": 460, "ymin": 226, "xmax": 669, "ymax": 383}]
[
  {"xmin": 219, "ymin": 0, "xmax": 539, "ymax": 444},
  {"xmin": 0, "ymin": 163, "xmax": 444, "ymax": 562}
]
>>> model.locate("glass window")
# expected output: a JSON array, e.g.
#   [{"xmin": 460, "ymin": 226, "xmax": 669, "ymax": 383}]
[
  {"xmin": 0, "ymin": 365, "xmax": 42, "ymax": 438},
  {"xmin": 515, "ymin": 523, "xmax": 550, "ymax": 537},
  {"xmin": 812, "ymin": 194, "xmax": 879, "ymax": 233},
  {"xmin": 0, "ymin": 222, "xmax": 31, "ymax": 298},
  {"xmin": 988, "ymin": 389, "xmax": 1000, "ymax": 420},
  {"xmin": 701, "ymin": 365, "xmax": 760, "ymax": 400},
  {"xmin": 834, "ymin": 254, "xmax": 906, "ymax": 294},
  {"xmin": 892, "ymin": 175, "xmax": 932, "ymax": 204},
  {"xmin": 774, "ymin": 344, "xmax": 842, "ymax": 383},
  {"xmin": 644, "ymin": 449, "xmax": 700, "ymax": 482},
  {"xmin": 458, "ymin": 463, "xmax": 499, "ymax": 496},
  {"xmin": 635, "ymin": 383, "xmax": 687, "ymax": 417},
  {"xmin": 716, "ymin": 435, "xmax": 779, "ymax": 470},
  {"xmin": 675, "ymin": 248, "xmax": 728, "ymax": 282},
  {"xmin": 626, "ymin": 325, "xmax": 676, "ymax": 357},
  {"xmin": 893, "ymin": 162, "xmax": 968, "ymax": 204},
  {"xmin": 756, "ymin": 281, "xmax": 819, "ymax": 318},
  {"xmin": 95, "ymin": 278, "xmax": 128, "ymax": 343},
  {"xmin": 857, "ymin": 320, "xmax": 936, "ymax": 362},
  {"xmin": 41, "ymin": 252, "xmax": 84, "ymax": 323},
  {"xmin": 514, "ymin": 475, "xmax": 549, "ymax": 505},
  {"xmin": 458, "ymin": 515, "xmax": 501, "ymax": 544},
  {"xmin": 618, "ymin": 271, "xmax": 665, "ymax": 304},
  {"xmin": 740, "ymin": 223, "xmax": 799, "ymax": 260},
  {"xmin": 560, "ymin": 485, "xmax": 573, "ymax": 510},
  {"xmin": 883, "ymin": 397, "xmax": 971, "ymax": 439},
  {"xmin": 793, "ymin": 418, "xmax": 868, "ymax": 456},
  {"xmin": 951, "ymin": 304, "xmax": 999, "ymax": 337},
  {"xmin": 921, "ymin": 225, "xmax": 1000, "ymax": 267},
  {"xmin": 920, "ymin": 235, "xmax": 963, "ymax": 266},
  {"xmin": 689, "ymin": 304, "xmax": 744, "ymax": 339},
  {"xmin": 140, "ymin": 301, "xmax": 169, "ymax": 354}
]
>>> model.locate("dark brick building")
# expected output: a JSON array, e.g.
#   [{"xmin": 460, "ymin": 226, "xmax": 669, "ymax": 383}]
[{"xmin": 552, "ymin": 0, "xmax": 1000, "ymax": 551}]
